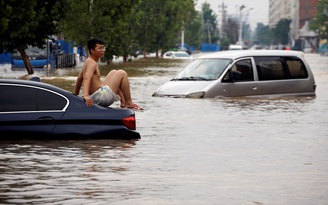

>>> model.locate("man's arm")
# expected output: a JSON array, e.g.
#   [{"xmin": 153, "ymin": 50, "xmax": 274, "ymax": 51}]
[
  {"xmin": 82, "ymin": 61, "xmax": 97, "ymax": 107},
  {"xmin": 73, "ymin": 70, "xmax": 83, "ymax": 95}
]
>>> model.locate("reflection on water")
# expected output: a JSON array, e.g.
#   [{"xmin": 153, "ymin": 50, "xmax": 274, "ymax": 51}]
[
  {"xmin": 0, "ymin": 140, "xmax": 137, "ymax": 204},
  {"xmin": 1, "ymin": 54, "xmax": 328, "ymax": 204}
]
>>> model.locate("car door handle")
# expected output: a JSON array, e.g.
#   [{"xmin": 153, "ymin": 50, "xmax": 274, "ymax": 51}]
[
  {"xmin": 38, "ymin": 117, "xmax": 55, "ymax": 121},
  {"xmin": 252, "ymin": 86, "xmax": 258, "ymax": 90}
]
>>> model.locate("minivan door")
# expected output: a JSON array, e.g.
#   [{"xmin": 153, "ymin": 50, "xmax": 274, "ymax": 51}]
[
  {"xmin": 221, "ymin": 59, "xmax": 259, "ymax": 97},
  {"xmin": 253, "ymin": 56, "xmax": 312, "ymax": 96}
]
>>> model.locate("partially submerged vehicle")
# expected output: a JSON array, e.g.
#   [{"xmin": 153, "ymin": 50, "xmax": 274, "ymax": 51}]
[
  {"xmin": 163, "ymin": 51, "xmax": 193, "ymax": 59},
  {"xmin": 228, "ymin": 44, "xmax": 243, "ymax": 50},
  {"xmin": 153, "ymin": 50, "xmax": 316, "ymax": 98},
  {"xmin": 0, "ymin": 78, "xmax": 140, "ymax": 140}
]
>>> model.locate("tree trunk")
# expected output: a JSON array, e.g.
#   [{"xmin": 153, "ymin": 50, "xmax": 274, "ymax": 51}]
[
  {"xmin": 18, "ymin": 48, "xmax": 34, "ymax": 74},
  {"xmin": 123, "ymin": 55, "xmax": 128, "ymax": 62},
  {"xmin": 143, "ymin": 49, "xmax": 147, "ymax": 58}
]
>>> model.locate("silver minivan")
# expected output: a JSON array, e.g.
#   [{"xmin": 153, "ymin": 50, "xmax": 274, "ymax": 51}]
[{"xmin": 152, "ymin": 50, "xmax": 316, "ymax": 98}]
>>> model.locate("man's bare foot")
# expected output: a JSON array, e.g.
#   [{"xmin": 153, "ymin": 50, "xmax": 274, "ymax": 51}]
[{"xmin": 126, "ymin": 103, "xmax": 144, "ymax": 110}]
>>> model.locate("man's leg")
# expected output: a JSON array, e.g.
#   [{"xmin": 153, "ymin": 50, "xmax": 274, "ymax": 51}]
[
  {"xmin": 118, "ymin": 89, "xmax": 125, "ymax": 107},
  {"xmin": 102, "ymin": 69, "xmax": 135, "ymax": 107},
  {"xmin": 103, "ymin": 70, "xmax": 125, "ymax": 107}
]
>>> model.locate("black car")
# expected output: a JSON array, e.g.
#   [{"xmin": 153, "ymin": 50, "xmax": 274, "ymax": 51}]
[{"xmin": 0, "ymin": 78, "xmax": 141, "ymax": 140}]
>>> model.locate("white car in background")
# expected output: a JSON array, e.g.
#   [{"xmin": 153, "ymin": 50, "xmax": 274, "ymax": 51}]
[
  {"xmin": 163, "ymin": 51, "xmax": 193, "ymax": 59},
  {"xmin": 228, "ymin": 44, "xmax": 243, "ymax": 50}
]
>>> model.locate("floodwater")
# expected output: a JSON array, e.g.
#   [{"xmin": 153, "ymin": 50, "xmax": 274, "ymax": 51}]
[{"xmin": 1, "ymin": 53, "xmax": 328, "ymax": 205}]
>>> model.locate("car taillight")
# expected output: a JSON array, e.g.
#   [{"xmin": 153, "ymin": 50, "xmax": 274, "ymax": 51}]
[{"xmin": 122, "ymin": 115, "xmax": 136, "ymax": 130}]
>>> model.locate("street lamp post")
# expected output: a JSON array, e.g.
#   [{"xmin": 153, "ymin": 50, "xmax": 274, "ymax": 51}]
[
  {"xmin": 205, "ymin": 19, "xmax": 212, "ymax": 44},
  {"xmin": 218, "ymin": 2, "xmax": 227, "ymax": 39},
  {"xmin": 181, "ymin": 26, "xmax": 185, "ymax": 50},
  {"xmin": 238, "ymin": 5, "xmax": 245, "ymax": 45}
]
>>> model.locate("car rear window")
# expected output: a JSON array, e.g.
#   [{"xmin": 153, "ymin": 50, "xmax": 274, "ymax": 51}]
[
  {"xmin": 0, "ymin": 84, "xmax": 67, "ymax": 112},
  {"xmin": 254, "ymin": 56, "xmax": 308, "ymax": 81},
  {"xmin": 175, "ymin": 52, "xmax": 190, "ymax": 57}
]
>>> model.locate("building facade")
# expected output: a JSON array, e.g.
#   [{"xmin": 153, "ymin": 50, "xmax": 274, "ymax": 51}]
[{"xmin": 268, "ymin": 0, "xmax": 319, "ymax": 51}]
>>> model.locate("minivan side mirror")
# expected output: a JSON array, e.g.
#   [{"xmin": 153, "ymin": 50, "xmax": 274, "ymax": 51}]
[
  {"xmin": 231, "ymin": 70, "xmax": 242, "ymax": 81},
  {"xmin": 222, "ymin": 70, "xmax": 242, "ymax": 83}
]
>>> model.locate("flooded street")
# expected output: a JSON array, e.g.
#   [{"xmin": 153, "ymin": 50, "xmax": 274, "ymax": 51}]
[{"xmin": 1, "ymin": 53, "xmax": 328, "ymax": 204}]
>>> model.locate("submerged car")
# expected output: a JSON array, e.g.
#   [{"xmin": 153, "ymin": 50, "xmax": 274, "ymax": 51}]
[
  {"xmin": 153, "ymin": 50, "xmax": 316, "ymax": 98},
  {"xmin": 163, "ymin": 51, "xmax": 193, "ymax": 59},
  {"xmin": 11, "ymin": 45, "xmax": 49, "ymax": 68},
  {"xmin": 0, "ymin": 78, "xmax": 140, "ymax": 140},
  {"xmin": 228, "ymin": 44, "xmax": 243, "ymax": 50}
]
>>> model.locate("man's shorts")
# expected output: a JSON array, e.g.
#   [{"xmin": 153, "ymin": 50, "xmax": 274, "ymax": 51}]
[{"xmin": 90, "ymin": 85, "xmax": 119, "ymax": 106}]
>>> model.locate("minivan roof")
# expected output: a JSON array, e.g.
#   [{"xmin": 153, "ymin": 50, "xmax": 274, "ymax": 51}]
[{"xmin": 198, "ymin": 50, "xmax": 305, "ymax": 60}]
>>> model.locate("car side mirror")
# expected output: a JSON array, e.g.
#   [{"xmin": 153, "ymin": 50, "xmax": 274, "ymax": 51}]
[{"xmin": 230, "ymin": 70, "xmax": 242, "ymax": 82}]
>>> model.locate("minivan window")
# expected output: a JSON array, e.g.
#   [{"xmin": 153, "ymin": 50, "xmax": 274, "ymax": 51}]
[
  {"xmin": 222, "ymin": 59, "xmax": 253, "ymax": 82},
  {"xmin": 286, "ymin": 58, "xmax": 308, "ymax": 78},
  {"xmin": 254, "ymin": 56, "xmax": 308, "ymax": 81}
]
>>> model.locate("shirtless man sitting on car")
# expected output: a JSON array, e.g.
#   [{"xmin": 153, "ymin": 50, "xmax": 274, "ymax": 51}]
[{"xmin": 74, "ymin": 38, "xmax": 143, "ymax": 110}]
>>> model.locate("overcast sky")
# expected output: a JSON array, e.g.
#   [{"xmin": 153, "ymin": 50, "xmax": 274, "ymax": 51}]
[{"xmin": 195, "ymin": 0, "xmax": 269, "ymax": 30}]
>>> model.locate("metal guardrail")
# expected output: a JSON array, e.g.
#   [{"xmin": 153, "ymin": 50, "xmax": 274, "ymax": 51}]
[{"xmin": 56, "ymin": 53, "xmax": 76, "ymax": 68}]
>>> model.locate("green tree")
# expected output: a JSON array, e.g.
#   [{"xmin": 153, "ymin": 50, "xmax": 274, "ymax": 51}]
[
  {"xmin": 272, "ymin": 18, "xmax": 291, "ymax": 45},
  {"xmin": 133, "ymin": 0, "xmax": 196, "ymax": 57},
  {"xmin": 242, "ymin": 23, "xmax": 251, "ymax": 42},
  {"xmin": 133, "ymin": 1, "xmax": 160, "ymax": 57},
  {"xmin": 224, "ymin": 17, "xmax": 239, "ymax": 45},
  {"xmin": 184, "ymin": 10, "xmax": 202, "ymax": 51},
  {"xmin": 157, "ymin": 0, "xmax": 196, "ymax": 54},
  {"xmin": 201, "ymin": 2, "xmax": 218, "ymax": 44},
  {"xmin": 62, "ymin": 0, "xmax": 141, "ymax": 62},
  {"xmin": 114, "ymin": 10, "xmax": 142, "ymax": 62},
  {"xmin": 0, "ymin": 0, "xmax": 66, "ymax": 74},
  {"xmin": 220, "ymin": 37, "xmax": 231, "ymax": 50},
  {"xmin": 310, "ymin": 0, "xmax": 328, "ymax": 40},
  {"xmin": 254, "ymin": 23, "xmax": 272, "ymax": 45}
]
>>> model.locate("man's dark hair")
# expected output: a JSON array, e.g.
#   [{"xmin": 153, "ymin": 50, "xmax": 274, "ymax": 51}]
[{"xmin": 87, "ymin": 38, "xmax": 105, "ymax": 53}]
